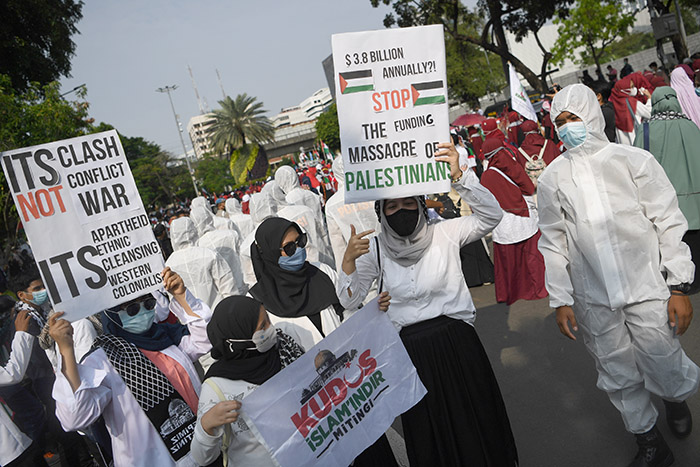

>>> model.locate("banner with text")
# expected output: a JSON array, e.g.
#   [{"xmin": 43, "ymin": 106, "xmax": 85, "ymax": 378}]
[
  {"xmin": 1, "ymin": 130, "xmax": 163, "ymax": 321},
  {"xmin": 243, "ymin": 299, "xmax": 427, "ymax": 467},
  {"xmin": 332, "ymin": 24, "xmax": 451, "ymax": 202}
]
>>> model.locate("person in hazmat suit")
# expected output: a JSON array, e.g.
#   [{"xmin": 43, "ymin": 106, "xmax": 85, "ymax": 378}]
[
  {"xmin": 264, "ymin": 181, "xmax": 334, "ymax": 268},
  {"xmin": 166, "ymin": 217, "xmax": 236, "ymax": 310},
  {"xmin": 225, "ymin": 198, "xmax": 255, "ymax": 240},
  {"xmin": 240, "ymin": 191, "xmax": 280, "ymax": 289},
  {"xmin": 273, "ymin": 168, "xmax": 335, "ymax": 266},
  {"xmin": 191, "ymin": 196, "xmax": 237, "ymax": 233},
  {"xmin": 189, "ymin": 206, "xmax": 247, "ymax": 295},
  {"xmin": 537, "ymin": 83, "xmax": 699, "ymax": 467},
  {"xmin": 324, "ymin": 156, "xmax": 380, "ymax": 269}
]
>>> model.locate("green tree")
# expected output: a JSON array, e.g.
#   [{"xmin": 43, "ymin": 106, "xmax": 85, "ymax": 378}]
[
  {"xmin": 551, "ymin": 0, "xmax": 636, "ymax": 73},
  {"xmin": 371, "ymin": 0, "xmax": 572, "ymax": 93},
  {"xmin": 207, "ymin": 93, "xmax": 274, "ymax": 157},
  {"xmin": 90, "ymin": 122, "xmax": 192, "ymax": 208},
  {"xmin": 315, "ymin": 103, "xmax": 340, "ymax": 152},
  {"xmin": 0, "ymin": 74, "xmax": 92, "ymax": 240},
  {"xmin": 0, "ymin": 0, "xmax": 84, "ymax": 91},
  {"xmin": 195, "ymin": 156, "xmax": 237, "ymax": 194}
]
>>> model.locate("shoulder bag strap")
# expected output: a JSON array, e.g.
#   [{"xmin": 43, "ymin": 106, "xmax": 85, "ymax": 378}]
[
  {"xmin": 204, "ymin": 379, "xmax": 232, "ymax": 466},
  {"xmin": 517, "ymin": 146, "xmax": 535, "ymax": 163},
  {"xmin": 374, "ymin": 236, "xmax": 383, "ymax": 294},
  {"xmin": 643, "ymin": 122, "xmax": 650, "ymax": 151}
]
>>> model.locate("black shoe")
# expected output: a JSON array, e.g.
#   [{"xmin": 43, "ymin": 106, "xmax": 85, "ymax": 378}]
[
  {"xmin": 628, "ymin": 425, "xmax": 674, "ymax": 467},
  {"xmin": 663, "ymin": 400, "xmax": 693, "ymax": 439}
]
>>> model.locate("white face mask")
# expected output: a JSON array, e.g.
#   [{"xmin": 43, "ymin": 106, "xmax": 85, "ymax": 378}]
[
  {"xmin": 625, "ymin": 87, "xmax": 638, "ymax": 97},
  {"xmin": 227, "ymin": 325, "xmax": 277, "ymax": 354}
]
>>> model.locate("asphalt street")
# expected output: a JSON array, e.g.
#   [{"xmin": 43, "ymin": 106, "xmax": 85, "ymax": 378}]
[{"xmin": 469, "ymin": 284, "xmax": 700, "ymax": 467}]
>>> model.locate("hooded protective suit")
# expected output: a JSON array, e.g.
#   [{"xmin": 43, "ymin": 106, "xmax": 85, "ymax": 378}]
[
  {"xmin": 538, "ymin": 83, "xmax": 698, "ymax": 433},
  {"xmin": 190, "ymin": 206, "xmax": 247, "ymax": 295},
  {"xmin": 191, "ymin": 196, "xmax": 237, "ymax": 233},
  {"xmin": 240, "ymin": 191, "xmax": 280, "ymax": 289},
  {"xmin": 275, "ymin": 166, "xmax": 334, "ymax": 262},
  {"xmin": 166, "ymin": 217, "xmax": 236, "ymax": 310},
  {"xmin": 325, "ymin": 156, "xmax": 381, "ymax": 268},
  {"xmin": 265, "ymin": 181, "xmax": 335, "ymax": 268},
  {"xmin": 225, "ymin": 198, "xmax": 255, "ymax": 239}
]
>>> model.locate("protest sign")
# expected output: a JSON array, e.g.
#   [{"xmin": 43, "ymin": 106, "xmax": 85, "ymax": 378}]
[
  {"xmin": 332, "ymin": 24, "xmax": 452, "ymax": 203},
  {"xmin": 242, "ymin": 299, "xmax": 427, "ymax": 467},
  {"xmin": 1, "ymin": 130, "xmax": 163, "ymax": 321}
]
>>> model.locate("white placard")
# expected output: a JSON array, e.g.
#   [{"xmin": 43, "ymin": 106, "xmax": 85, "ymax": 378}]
[
  {"xmin": 243, "ymin": 299, "xmax": 427, "ymax": 467},
  {"xmin": 332, "ymin": 25, "xmax": 452, "ymax": 202},
  {"xmin": 509, "ymin": 62, "xmax": 538, "ymax": 122},
  {"xmin": 1, "ymin": 130, "xmax": 164, "ymax": 321}
]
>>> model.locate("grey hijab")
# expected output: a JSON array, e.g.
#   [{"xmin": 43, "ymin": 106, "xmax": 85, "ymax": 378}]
[{"xmin": 376, "ymin": 197, "xmax": 434, "ymax": 267}]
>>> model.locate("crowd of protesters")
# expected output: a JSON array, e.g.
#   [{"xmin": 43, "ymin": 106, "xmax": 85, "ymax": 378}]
[{"xmin": 1, "ymin": 53, "xmax": 700, "ymax": 466}]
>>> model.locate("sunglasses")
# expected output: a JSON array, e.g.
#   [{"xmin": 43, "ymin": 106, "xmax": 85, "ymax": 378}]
[
  {"xmin": 280, "ymin": 232, "xmax": 308, "ymax": 257},
  {"xmin": 121, "ymin": 297, "xmax": 157, "ymax": 316}
]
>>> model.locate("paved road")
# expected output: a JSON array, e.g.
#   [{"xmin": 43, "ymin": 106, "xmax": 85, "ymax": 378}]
[{"xmin": 470, "ymin": 284, "xmax": 700, "ymax": 467}]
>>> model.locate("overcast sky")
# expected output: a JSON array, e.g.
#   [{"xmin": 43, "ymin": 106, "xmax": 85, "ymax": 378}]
[{"xmin": 59, "ymin": 1, "xmax": 404, "ymax": 156}]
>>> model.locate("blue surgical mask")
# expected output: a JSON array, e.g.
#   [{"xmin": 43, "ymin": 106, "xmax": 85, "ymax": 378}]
[
  {"xmin": 557, "ymin": 121, "xmax": 587, "ymax": 149},
  {"xmin": 278, "ymin": 246, "xmax": 307, "ymax": 271},
  {"xmin": 29, "ymin": 289, "xmax": 48, "ymax": 306},
  {"xmin": 118, "ymin": 306, "xmax": 155, "ymax": 334}
]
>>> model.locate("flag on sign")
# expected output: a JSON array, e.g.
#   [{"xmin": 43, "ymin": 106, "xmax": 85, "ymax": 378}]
[
  {"xmin": 339, "ymin": 70, "xmax": 374, "ymax": 94},
  {"xmin": 508, "ymin": 63, "xmax": 538, "ymax": 122},
  {"xmin": 411, "ymin": 80, "xmax": 446, "ymax": 106}
]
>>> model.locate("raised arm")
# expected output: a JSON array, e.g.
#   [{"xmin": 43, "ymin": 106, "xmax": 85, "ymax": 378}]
[{"xmin": 0, "ymin": 311, "xmax": 34, "ymax": 385}]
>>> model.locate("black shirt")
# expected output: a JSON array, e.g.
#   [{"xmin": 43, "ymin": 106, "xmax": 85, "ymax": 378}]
[{"xmin": 601, "ymin": 101, "xmax": 617, "ymax": 142}]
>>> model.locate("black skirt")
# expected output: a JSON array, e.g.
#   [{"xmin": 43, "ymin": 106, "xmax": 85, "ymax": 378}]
[
  {"xmin": 460, "ymin": 240, "xmax": 494, "ymax": 287},
  {"xmin": 399, "ymin": 316, "xmax": 518, "ymax": 467}
]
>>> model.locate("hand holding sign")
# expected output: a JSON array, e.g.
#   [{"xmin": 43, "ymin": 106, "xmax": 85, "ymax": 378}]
[
  {"xmin": 342, "ymin": 224, "xmax": 374, "ymax": 276},
  {"xmin": 377, "ymin": 291, "xmax": 391, "ymax": 312},
  {"xmin": 434, "ymin": 142, "xmax": 462, "ymax": 182},
  {"xmin": 48, "ymin": 312, "xmax": 74, "ymax": 350}
]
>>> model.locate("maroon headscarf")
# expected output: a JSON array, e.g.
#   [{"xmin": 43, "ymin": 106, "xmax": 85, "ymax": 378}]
[
  {"xmin": 480, "ymin": 139, "xmax": 534, "ymax": 218},
  {"xmin": 518, "ymin": 120, "xmax": 561, "ymax": 166}
]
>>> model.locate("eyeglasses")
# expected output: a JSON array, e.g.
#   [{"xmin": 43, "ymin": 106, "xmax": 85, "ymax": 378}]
[
  {"xmin": 121, "ymin": 297, "xmax": 157, "ymax": 316},
  {"xmin": 280, "ymin": 232, "xmax": 307, "ymax": 257}
]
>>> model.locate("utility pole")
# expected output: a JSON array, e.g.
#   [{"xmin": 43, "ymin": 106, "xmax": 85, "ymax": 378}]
[{"xmin": 156, "ymin": 85, "xmax": 199, "ymax": 196}]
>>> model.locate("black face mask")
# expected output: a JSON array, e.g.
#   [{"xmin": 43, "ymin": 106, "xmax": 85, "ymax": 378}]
[{"xmin": 386, "ymin": 208, "xmax": 419, "ymax": 237}]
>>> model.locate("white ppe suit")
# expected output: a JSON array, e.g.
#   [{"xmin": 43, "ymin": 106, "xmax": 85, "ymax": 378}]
[
  {"xmin": 325, "ymin": 156, "xmax": 381, "ymax": 268},
  {"xmin": 263, "ymin": 181, "xmax": 332, "ymax": 267},
  {"xmin": 273, "ymin": 170, "xmax": 335, "ymax": 267},
  {"xmin": 240, "ymin": 191, "xmax": 279, "ymax": 289},
  {"xmin": 191, "ymin": 196, "xmax": 237, "ymax": 232},
  {"xmin": 225, "ymin": 198, "xmax": 255, "ymax": 240},
  {"xmin": 538, "ymin": 84, "xmax": 699, "ymax": 433},
  {"xmin": 166, "ymin": 216, "xmax": 236, "ymax": 310},
  {"xmin": 189, "ymin": 206, "xmax": 247, "ymax": 295}
]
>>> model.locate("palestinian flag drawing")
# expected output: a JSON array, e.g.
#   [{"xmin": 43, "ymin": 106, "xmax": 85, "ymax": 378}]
[
  {"xmin": 339, "ymin": 70, "xmax": 374, "ymax": 94},
  {"xmin": 411, "ymin": 80, "xmax": 446, "ymax": 106}
]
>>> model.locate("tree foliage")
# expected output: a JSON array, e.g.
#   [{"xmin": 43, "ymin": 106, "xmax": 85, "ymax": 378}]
[
  {"xmin": 315, "ymin": 103, "xmax": 341, "ymax": 151},
  {"xmin": 0, "ymin": 0, "xmax": 84, "ymax": 91},
  {"xmin": 89, "ymin": 122, "xmax": 193, "ymax": 208},
  {"xmin": 551, "ymin": 0, "xmax": 635, "ymax": 72},
  {"xmin": 0, "ymin": 74, "xmax": 92, "ymax": 241},
  {"xmin": 371, "ymin": 0, "xmax": 572, "ymax": 92},
  {"xmin": 207, "ymin": 93, "xmax": 274, "ymax": 157},
  {"xmin": 196, "ymin": 156, "xmax": 236, "ymax": 194}
]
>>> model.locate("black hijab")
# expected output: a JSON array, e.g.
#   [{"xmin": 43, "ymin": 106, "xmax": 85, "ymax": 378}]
[
  {"xmin": 205, "ymin": 296, "xmax": 282, "ymax": 385},
  {"xmin": 249, "ymin": 217, "xmax": 342, "ymax": 332}
]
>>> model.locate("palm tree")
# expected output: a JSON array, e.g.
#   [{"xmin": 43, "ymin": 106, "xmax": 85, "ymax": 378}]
[{"xmin": 206, "ymin": 93, "xmax": 274, "ymax": 156}]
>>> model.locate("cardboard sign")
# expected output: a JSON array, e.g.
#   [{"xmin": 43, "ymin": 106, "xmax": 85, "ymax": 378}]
[
  {"xmin": 243, "ymin": 299, "xmax": 427, "ymax": 467},
  {"xmin": 1, "ymin": 130, "xmax": 163, "ymax": 321},
  {"xmin": 332, "ymin": 24, "xmax": 452, "ymax": 203}
]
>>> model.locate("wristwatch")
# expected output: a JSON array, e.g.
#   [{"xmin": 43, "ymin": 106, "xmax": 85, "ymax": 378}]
[{"xmin": 670, "ymin": 283, "xmax": 692, "ymax": 295}]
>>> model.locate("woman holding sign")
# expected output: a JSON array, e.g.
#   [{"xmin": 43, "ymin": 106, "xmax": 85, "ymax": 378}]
[
  {"xmin": 337, "ymin": 142, "xmax": 519, "ymax": 466},
  {"xmin": 49, "ymin": 268, "xmax": 213, "ymax": 467}
]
